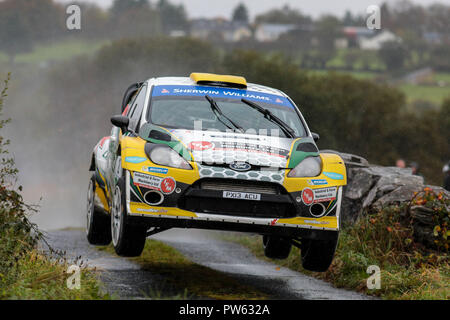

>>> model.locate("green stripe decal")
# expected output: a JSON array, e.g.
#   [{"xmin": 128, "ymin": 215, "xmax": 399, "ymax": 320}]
[
  {"xmin": 139, "ymin": 123, "xmax": 192, "ymax": 161},
  {"xmin": 287, "ymin": 137, "xmax": 320, "ymax": 168}
]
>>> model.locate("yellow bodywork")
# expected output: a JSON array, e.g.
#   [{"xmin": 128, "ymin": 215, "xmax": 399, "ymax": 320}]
[
  {"xmin": 118, "ymin": 132, "xmax": 346, "ymax": 231},
  {"xmin": 190, "ymin": 72, "xmax": 247, "ymax": 88}
]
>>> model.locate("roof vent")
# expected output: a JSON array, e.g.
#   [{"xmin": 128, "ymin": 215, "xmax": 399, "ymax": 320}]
[{"xmin": 190, "ymin": 72, "xmax": 247, "ymax": 89}]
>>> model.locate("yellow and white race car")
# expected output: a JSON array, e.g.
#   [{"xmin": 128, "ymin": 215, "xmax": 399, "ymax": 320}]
[{"xmin": 86, "ymin": 73, "xmax": 347, "ymax": 272}]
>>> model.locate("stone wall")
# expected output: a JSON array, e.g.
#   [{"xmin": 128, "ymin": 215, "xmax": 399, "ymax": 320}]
[{"xmin": 321, "ymin": 150, "xmax": 449, "ymax": 223}]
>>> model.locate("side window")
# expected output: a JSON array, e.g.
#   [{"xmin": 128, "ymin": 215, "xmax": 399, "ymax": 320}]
[
  {"xmin": 124, "ymin": 89, "xmax": 141, "ymax": 117},
  {"xmin": 128, "ymin": 86, "xmax": 147, "ymax": 132}
]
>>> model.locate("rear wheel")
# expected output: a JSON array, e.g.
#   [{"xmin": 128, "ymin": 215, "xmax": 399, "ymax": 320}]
[
  {"xmin": 301, "ymin": 235, "xmax": 338, "ymax": 272},
  {"xmin": 86, "ymin": 175, "xmax": 111, "ymax": 245},
  {"xmin": 263, "ymin": 235, "xmax": 292, "ymax": 259},
  {"xmin": 111, "ymin": 174, "xmax": 146, "ymax": 257}
]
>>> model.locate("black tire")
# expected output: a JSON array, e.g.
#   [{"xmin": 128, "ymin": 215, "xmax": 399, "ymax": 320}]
[
  {"xmin": 263, "ymin": 235, "xmax": 292, "ymax": 259},
  {"xmin": 301, "ymin": 234, "xmax": 339, "ymax": 272},
  {"xmin": 86, "ymin": 175, "xmax": 112, "ymax": 245},
  {"xmin": 111, "ymin": 174, "xmax": 146, "ymax": 257}
]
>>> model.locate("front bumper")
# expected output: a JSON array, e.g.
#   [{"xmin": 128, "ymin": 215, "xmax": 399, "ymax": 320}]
[{"xmin": 125, "ymin": 170, "xmax": 343, "ymax": 237}]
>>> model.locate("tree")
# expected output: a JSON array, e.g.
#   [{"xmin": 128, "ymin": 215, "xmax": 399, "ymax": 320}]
[
  {"xmin": 379, "ymin": 41, "xmax": 409, "ymax": 72},
  {"xmin": 157, "ymin": 0, "xmax": 188, "ymax": 32},
  {"xmin": 313, "ymin": 15, "xmax": 341, "ymax": 61},
  {"xmin": 232, "ymin": 3, "xmax": 249, "ymax": 23},
  {"xmin": 109, "ymin": 0, "xmax": 161, "ymax": 38},
  {"xmin": 0, "ymin": 0, "xmax": 64, "ymax": 64},
  {"xmin": 430, "ymin": 45, "xmax": 450, "ymax": 72},
  {"xmin": 255, "ymin": 5, "xmax": 312, "ymax": 25},
  {"xmin": 110, "ymin": 0, "xmax": 149, "ymax": 17}
]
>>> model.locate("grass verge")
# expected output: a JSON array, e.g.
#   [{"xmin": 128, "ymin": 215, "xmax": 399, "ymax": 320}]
[
  {"xmin": 99, "ymin": 240, "xmax": 268, "ymax": 300},
  {"xmin": 0, "ymin": 74, "xmax": 108, "ymax": 300},
  {"xmin": 0, "ymin": 249, "xmax": 109, "ymax": 300},
  {"xmin": 225, "ymin": 189, "xmax": 449, "ymax": 300}
]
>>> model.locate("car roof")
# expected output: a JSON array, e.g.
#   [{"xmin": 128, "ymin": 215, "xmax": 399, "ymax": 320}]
[{"xmin": 147, "ymin": 76, "xmax": 288, "ymax": 98}]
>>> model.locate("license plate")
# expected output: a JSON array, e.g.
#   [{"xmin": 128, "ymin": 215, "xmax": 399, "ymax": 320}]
[{"xmin": 223, "ymin": 191, "xmax": 261, "ymax": 201}]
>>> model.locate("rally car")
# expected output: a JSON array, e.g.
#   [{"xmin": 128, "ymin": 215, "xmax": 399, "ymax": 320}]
[{"xmin": 86, "ymin": 73, "xmax": 347, "ymax": 272}]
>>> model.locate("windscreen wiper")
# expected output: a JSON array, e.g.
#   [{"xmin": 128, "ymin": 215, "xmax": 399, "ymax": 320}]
[
  {"xmin": 205, "ymin": 95, "xmax": 244, "ymax": 133},
  {"xmin": 241, "ymin": 98, "xmax": 296, "ymax": 138}
]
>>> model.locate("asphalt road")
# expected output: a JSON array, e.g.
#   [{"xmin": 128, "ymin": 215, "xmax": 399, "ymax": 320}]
[{"xmin": 44, "ymin": 229, "xmax": 370, "ymax": 300}]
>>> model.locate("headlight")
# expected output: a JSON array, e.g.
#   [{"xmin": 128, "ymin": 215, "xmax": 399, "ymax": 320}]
[
  {"xmin": 288, "ymin": 156, "xmax": 322, "ymax": 177},
  {"xmin": 149, "ymin": 145, "xmax": 192, "ymax": 170}
]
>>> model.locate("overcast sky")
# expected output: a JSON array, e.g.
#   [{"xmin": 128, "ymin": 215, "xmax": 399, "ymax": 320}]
[{"xmin": 58, "ymin": 0, "xmax": 450, "ymax": 19}]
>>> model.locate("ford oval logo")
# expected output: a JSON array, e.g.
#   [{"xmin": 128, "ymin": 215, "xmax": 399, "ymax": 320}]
[{"xmin": 229, "ymin": 161, "xmax": 251, "ymax": 172}]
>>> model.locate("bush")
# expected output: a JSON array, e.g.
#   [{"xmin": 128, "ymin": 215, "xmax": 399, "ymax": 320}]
[{"xmin": 0, "ymin": 74, "xmax": 107, "ymax": 299}]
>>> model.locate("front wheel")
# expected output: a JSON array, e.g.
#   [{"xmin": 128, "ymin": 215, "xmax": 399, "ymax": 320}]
[
  {"xmin": 301, "ymin": 234, "xmax": 339, "ymax": 272},
  {"xmin": 263, "ymin": 235, "xmax": 292, "ymax": 259},
  {"xmin": 111, "ymin": 173, "xmax": 147, "ymax": 257}
]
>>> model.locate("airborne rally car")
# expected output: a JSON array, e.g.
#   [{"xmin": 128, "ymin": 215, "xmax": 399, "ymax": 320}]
[{"xmin": 86, "ymin": 73, "xmax": 347, "ymax": 272}]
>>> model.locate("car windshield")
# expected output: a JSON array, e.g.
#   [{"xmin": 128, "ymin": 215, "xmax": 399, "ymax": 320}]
[{"xmin": 146, "ymin": 85, "xmax": 306, "ymax": 138}]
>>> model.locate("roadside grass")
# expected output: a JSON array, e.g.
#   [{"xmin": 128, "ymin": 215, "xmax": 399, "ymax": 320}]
[
  {"xmin": 99, "ymin": 240, "xmax": 268, "ymax": 300},
  {"xmin": 0, "ymin": 74, "xmax": 108, "ymax": 300},
  {"xmin": 224, "ymin": 192, "xmax": 449, "ymax": 300},
  {"xmin": 0, "ymin": 249, "xmax": 109, "ymax": 300}
]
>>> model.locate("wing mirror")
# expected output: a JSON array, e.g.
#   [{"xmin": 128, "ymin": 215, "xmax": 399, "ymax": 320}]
[
  {"xmin": 111, "ymin": 115, "xmax": 129, "ymax": 133},
  {"xmin": 311, "ymin": 132, "xmax": 320, "ymax": 142}
]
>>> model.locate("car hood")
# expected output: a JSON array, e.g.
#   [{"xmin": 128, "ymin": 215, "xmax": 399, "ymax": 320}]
[{"xmin": 169, "ymin": 129, "xmax": 294, "ymax": 168}]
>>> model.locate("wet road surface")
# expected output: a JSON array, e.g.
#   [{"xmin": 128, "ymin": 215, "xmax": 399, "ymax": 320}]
[{"xmin": 44, "ymin": 229, "xmax": 370, "ymax": 300}]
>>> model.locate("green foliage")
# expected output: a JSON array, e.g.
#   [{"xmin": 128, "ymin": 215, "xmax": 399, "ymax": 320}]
[
  {"xmin": 411, "ymin": 188, "xmax": 450, "ymax": 251},
  {"xmin": 255, "ymin": 5, "xmax": 312, "ymax": 25},
  {"xmin": 157, "ymin": 0, "xmax": 188, "ymax": 32},
  {"xmin": 379, "ymin": 41, "xmax": 409, "ymax": 73},
  {"xmin": 0, "ymin": 0, "xmax": 65, "ymax": 62},
  {"xmin": 232, "ymin": 3, "xmax": 249, "ymax": 23},
  {"xmin": 0, "ymin": 74, "xmax": 107, "ymax": 300},
  {"xmin": 228, "ymin": 192, "xmax": 450, "ymax": 299}
]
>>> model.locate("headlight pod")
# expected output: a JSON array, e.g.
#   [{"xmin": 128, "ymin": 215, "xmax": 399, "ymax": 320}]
[
  {"xmin": 288, "ymin": 156, "xmax": 322, "ymax": 177},
  {"xmin": 149, "ymin": 145, "xmax": 192, "ymax": 170}
]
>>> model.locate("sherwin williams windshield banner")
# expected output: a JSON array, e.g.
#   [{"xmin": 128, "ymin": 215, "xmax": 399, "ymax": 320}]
[{"xmin": 152, "ymin": 85, "xmax": 294, "ymax": 108}]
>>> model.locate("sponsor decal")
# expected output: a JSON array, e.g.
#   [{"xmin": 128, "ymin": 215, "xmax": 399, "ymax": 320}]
[
  {"xmin": 229, "ymin": 161, "xmax": 251, "ymax": 172},
  {"xmin": 160, "ymin": 177, "xmax": 176, "ymax": 194},
  {"xmin": 270, "ymin": 218, "xmax": 278, "ymax": 226},
  {"xmin": 302, "ymin": 188, "xmax": 314, "ymax": 205},
  {"xmin": 152, "ymin": 85, "xmax": 294, "ymax": 108},
  {"xmin": 133, "ymin": 172, "xmax": 176, "ymax": 194},
  {"xmin": 142, "ymin": 166, "xmax": 169, "ymax": 174},
  {"xmin": 307, "ymin": 179, "xmax": 328, "ymax": 186},
  {"xmin": 136, "ymin": 208, "xmax": 168, "ymax": 213},
  {"xmin": 313, "ymin": 187, "xmax": 337, "ymax": 203},
  {"xmin": 98, "ymin": 136, "xmax": 108, "ymax": 148},
  {"xmin": 223, "ymin": 191, "xmax": 261, "ymax": 201},
  {"xmin": 188, "ymin": 141, "xmax": 213, "ymax": 151},
  {"xmin": 125, "ymin": 156, "xmax": 147, "ymax": 164},
  {"xmin": 133, "ymin": 172, "xmax": 162, "ymax": 189},
  {"xmin": 323, "ymin": 172, "xmax": 344, "ymax": 180},
  {"xmin": 210, "ymin": 141, "xmax": 289, "ymax": 158},
  {"xmin": 303, "ymin": 220, "xmax": 329, "ymax": 225}
]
